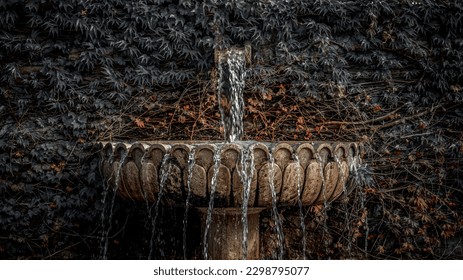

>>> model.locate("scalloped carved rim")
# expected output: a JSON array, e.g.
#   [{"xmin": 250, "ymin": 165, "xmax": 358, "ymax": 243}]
[{"xmin": 99, "ymin": 141, "xmax": 362, "ymax": 208}]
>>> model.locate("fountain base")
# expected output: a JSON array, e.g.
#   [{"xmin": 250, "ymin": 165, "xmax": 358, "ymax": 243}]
[{"xmin": 198, "ymin": 207, "xmax": 265, "ymax": 260}]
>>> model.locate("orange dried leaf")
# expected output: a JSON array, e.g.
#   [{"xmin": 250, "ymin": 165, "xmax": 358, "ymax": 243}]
[
  {"xmin": 263, "ymin": 91, "xmax": 272, "ymax": 100},
  {"xmin": 278, "ymin": 84, "xmax": 286, "ymax": 95},
  {"xmin": 304, "ymin": 129, "xmax": 312, "ymax": 139},
  {"xmin": 14, "ymin": 151, "xmax": 24, "ymax": 157},
  {"xmin": 372, "ymin": 104, "xmax": 382, "ymax": 112},
  {"xmin": 414, "ymin": 196, "xmax": 428, "ymax": 211},
  {"xmin": 51, "ymin": 162, "xmax": 65, "ymax": 173},
  {"xmin": 377, "ymin": 245, "xmax": 385, "ymax": 254},
  {"xmin": 134, "ymin": 118, "xmax": 145, "ymax": 128},
  {"xmin": 314, "ymin": 126, "xmax": 324, "ymax": 134}
]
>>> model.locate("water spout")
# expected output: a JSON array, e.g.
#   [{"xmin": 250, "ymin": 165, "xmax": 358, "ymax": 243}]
[{"xmin": 217, "ymin": 48, "xmax": 246, "ymax": 142}]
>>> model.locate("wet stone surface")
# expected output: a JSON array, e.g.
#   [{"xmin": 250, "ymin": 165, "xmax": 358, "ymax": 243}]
[{"xmin": 100, "ymin": 141, "xmax": 363, "ymax": 208}]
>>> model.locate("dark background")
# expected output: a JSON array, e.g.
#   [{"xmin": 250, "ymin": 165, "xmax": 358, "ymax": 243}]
[{"xmin": 1, "ymin": 0, "xmax": 462, "ymax": 259}]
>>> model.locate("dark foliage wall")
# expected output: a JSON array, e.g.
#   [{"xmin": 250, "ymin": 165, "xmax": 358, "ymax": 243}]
[{"xmin": 1, "ymin": 0, "xmax": 462, "ymax": 259}]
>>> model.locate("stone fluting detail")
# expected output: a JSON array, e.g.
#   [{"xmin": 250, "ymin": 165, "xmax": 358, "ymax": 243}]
[{"xmin": 100, "ymin": 141, "xmax": 362, "ymax": 207}]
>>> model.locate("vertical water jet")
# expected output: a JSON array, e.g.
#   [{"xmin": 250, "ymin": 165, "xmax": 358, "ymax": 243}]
[{"xmin": 217, "ymin": 48, "xmax": 246, "ymax": 142}]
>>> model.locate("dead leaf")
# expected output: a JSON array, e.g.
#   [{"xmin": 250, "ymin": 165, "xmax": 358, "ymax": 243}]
[
  {"xmin": 134, "ymin": 118, "xmax": 145, "ymax": 128},
  {"xmin": 51, "ymin": 162, "xmax": 65, "ymax": 173},
  {"xmin": 372, "ymin": 104, "xmax": 382, "ymax": 112},
  {"xmin": 277, "ymin": 84, "xmax": 286, "ymax": 95},
  {"xmin": 263, "ymin": 91, "xmax": 272, "ymax": 100}
]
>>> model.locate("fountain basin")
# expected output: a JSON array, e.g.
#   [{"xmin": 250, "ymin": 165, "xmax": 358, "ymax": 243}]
[
  {"xmin": 100, "ymin": 141, "xmax": 362, "ymax": 207},
  {"xmin": 99, "ymin": 140, "xmax": 362, "ymax": 259}
]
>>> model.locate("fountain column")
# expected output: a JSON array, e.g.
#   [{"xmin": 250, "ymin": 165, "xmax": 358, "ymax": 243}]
[{"xmin": 199, "ymin": 208, "xmax": 264, "ymax": 260}]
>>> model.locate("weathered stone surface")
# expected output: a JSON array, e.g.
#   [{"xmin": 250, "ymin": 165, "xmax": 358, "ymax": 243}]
[
  {"xmin": 102, "ymin": 159, "xmax": 114, "ymax": 188},
  {"xmin": 189, "ymin": 164, "xmax": 207, "ymax": 200},
  {"xmin": 221, "ymin": 143, "xmax": 240, "ymax": 170},
  {"xmin": 112, "ymin": 160, "xmax": 129, "ymax": 199},
  {"xmin": 257, "ymin": 162, "xmax": 282, "ymax": 206},
  {"xmin": 232, "ymin": 166, "xmax": 257, "ymax": 207},
  {"xmin": 100, "ymin": 141, "xmax": 361, "ymax": 207},
  {"xmin": 207, "ymin": 164, "xmax": 231, "ymax": 206},
  {"xmin": 148, "ymin": 144, "xmax": 170, "ymax": 167},
  {"xmin": 253, "ymin": 143, "xmax": 269, "ymax": 170},
  {"xmin": 196, "ymin": 145, "xmax": 215, "ymax": 172},
  {"xmin": 315, "ymin": 162, "xmax": 339, "ymax": 203},
  {"xmin": 296, "ymin": 143, "xmax": 315, "ymax": 168},
  {"xmin": 199, "ymin": 208, "xmax": 264, "ymax": 260},
  {"xmin": 324, "ymin": 161, "xmax": 339, "ymax": 200},
  {"xmin": 171, "ymin": 144, "xmax": 191, "ymax": 168},
  {"xmin": 123, "ymin": 161, "xmax": 143, "ymax": 200},
  {"xmin": 280, "ymin": 162, "xmax": 303, "ymax": 206},
  {"xmin": 317, "ymin": 144, "xmax": 332, "ymax": 164},
  {"xmin": 274, "ymin": 143, "xmax": 292, "ymax": 171},
  {"xmin": 331, "ymin": 161, "xmax": 349, "ymax": 201},
  {"xmin": 141, "ymin": 160, "xmax": 158, "ymax": 202},
  {"xmin": 165, "ymin": 163, "xmax": 182, "ymax": 204},
  {"xmin": 301, "ymin": 160, "xmax": 323, "ymax": 205},
  {"xmin": 334, "ymin": 144, "xmax": 348, "ymax": 159}
]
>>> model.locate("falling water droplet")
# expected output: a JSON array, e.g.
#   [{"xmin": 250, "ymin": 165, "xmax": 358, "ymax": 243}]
[
  {"xmin": 203, "ymin": 144, "xmax": 222, "ymax": 259},
  {"xmin": 183, "ymin": 147, "xmax": 196, "ymax": 260},
  {"xmin": 293, "ymin": 153, "xmax": 307, "ymax": 260},
  {"xmin": 268, "ymin": 151, "xmax": 284, "ymax": 259},
  {"xmin": 315, "ymin": 153, "xmax": 330, "ymax": 255},
  {"xmin": 334, "ymin": 153, "xmax": 353, "ymax": 257},
  {"xmin": 101, "ymin": 148, "xmax": 127, "ymax": 260},
  {"xmin": 148, "ymin": 153, "xmax": 171, "ymax": 260},
  {"xmin": 99, "ymin": 148, "xmax": 114, "ymax": 259},
  {"xmin": 238, "ymin": 143, "xmax": 255, "ymax": 259}
]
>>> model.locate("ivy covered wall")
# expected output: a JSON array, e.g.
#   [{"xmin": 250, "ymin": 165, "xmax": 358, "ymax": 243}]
[{"xmin": 1, "ymin": 0, "xmax": 462, "ymax": 259}]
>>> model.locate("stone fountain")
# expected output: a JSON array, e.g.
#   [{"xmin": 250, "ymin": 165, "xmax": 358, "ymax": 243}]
[{"xmin": 99, "ymin": 46, "xmax": 363, "ymax": 259}]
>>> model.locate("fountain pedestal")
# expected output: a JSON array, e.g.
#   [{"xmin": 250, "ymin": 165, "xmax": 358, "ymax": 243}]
[{"xmin": 199, "ymin": 207, "xmax": 265, "ymax": 260}]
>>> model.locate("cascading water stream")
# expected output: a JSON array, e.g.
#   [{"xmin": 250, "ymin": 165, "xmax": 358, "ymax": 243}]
[
  {"xmin": 238, "ymin": 143, "xmax": 255, "ymax": 259},
  {"xmin": 334, "ymin": 154, "xmax": 353, "ymax": 257},
  {"xmin": 183, "ymin": 148, "xmax": 196, "ymax": 260},
  {"xmin": 268, "ymin": 152, "xmax": 285, "ymax": 259},
  {"xmin": 139, "ymin": 151, "xmax": 151, "ymax": 209},
  {"xmin": 315, "ymin": 153, "xmax": 330, "ymax": 255},
  {"xmin": 148, "ymin": 153, "xmax": 171, "ymax": 260},
  {"xmin": 357, "ymin": 164, "xmax": 369, "ymax": 258},
  {"xmin": 139, "ymin": 151, "xmax": 159, "ymax": 258},
  {"xmin": 293, "ymin": 153, "xmax": 307, "ymax": 260},
  {"xmin": 100, "ymin": 150, "xmax": 127, "ymax": 260},
  {"xmin": 98, "ymin": 151, "xmax": 114, "ymax": 259},
  {"xmin": 217, "ymin": 48, "xmax": 246, "ymax": 143},
  {"xmin": 202, "ymin": 145, "xmax": 223, "ymax": 259}
]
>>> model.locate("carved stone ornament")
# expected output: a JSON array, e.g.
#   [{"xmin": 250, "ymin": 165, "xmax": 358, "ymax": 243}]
[{"xmin": 100, "ymin": 141, "xmax": 363, "ymax": 208}]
